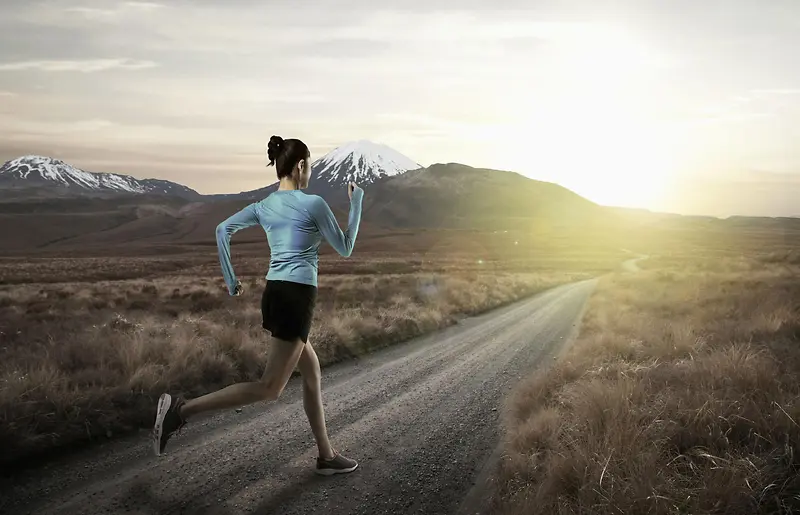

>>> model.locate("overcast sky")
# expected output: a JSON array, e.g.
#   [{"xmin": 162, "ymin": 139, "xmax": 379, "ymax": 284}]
[{"xmin": 0, "ymin": 0, "xmax": 798, "ymax": 217}]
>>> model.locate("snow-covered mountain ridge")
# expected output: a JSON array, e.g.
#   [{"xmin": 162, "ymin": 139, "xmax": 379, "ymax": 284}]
[{"xmin": 0, "ymin": 155, "xmax": 199, "ymax": 198}]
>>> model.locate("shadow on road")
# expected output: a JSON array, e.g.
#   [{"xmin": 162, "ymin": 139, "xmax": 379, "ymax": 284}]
[{"xmin": 117, "ymin": 461, "xmax": 345, "ymax": 515}]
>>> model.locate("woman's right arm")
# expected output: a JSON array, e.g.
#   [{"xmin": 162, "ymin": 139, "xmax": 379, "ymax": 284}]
[
  {"xmin": 216, "ymin": 203, "xmax": 259, "ymax": 295},
  {"xmin": 311, "ymin": 187, "xmax": 364, "ymax": 257}
]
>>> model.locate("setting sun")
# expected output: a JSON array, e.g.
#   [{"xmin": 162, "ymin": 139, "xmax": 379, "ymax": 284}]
[{"xmin": 486, "ymin": 25, "xmax": 681, "ymax": 208}]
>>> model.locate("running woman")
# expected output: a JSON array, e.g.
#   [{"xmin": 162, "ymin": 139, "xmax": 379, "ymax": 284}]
[{"xmin": 152, "ymin": 135, "xmax": 364, "ymax": 476}]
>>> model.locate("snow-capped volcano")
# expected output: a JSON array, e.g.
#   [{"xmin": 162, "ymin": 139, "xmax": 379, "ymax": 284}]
[
  {"xmin": 311, "ymin": 140, "xmax": 421, "ymax": 185},
  {"xmin": 0, "ymin": 155, "xmax": 199, "ymax": 199}
]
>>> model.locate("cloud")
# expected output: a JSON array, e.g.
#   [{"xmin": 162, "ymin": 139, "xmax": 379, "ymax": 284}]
[
  {"xmin": 735, "ymin": 170, "xmax": 800, "ymax": 184},
  {"xmin": 124, "ymin": 1, "xmax": 164, "ymax": 10},
  {"xmin": 693, "ymin": 112, "xmax": 774, "ymax": 125},
  {"xmin": 64, "ymin": 2, "xmax": 164, "ymax": 20},
  {"xmin": 751, "ymin": 88, "xmax": 800, "ymax": 97},
  {"xmin": 0, "ymin": 58, "xmax": 157, "ymax": 72},
  {"xmin": 684, "ymin": 86, "xmax": 800, "ymax": 126},
  {"xmin": 0, "ymin": 116, "xmax": 116, "ymax": 137},
  {"xmin": 728, "ymin": 88, "xmax": 800, "ymax": 104},
  {"xmin": 64, "ymin": 7, "xmax": 121, "ymax": 19},
  {"xmin": 0, "ymin": 91, "xmax": 17, "ymax": 97},
  {"xmin": 0, "ymin": 113, "xmax": 253, "ymax": 148}
]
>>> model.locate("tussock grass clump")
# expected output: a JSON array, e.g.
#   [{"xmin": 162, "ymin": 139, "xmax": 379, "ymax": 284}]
[{"xmin": 492, "ymin": 256, "xmax": 800, "ymax": 514}]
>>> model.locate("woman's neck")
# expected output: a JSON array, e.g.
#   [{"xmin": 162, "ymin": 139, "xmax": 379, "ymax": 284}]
[{"xmin": 277, "ymin": 178, "xmax": 300, "ymax": 191}]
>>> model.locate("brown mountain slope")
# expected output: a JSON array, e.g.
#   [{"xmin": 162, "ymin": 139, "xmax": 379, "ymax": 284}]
[{"xmin": 361, "ymin": 163, "xmax": 611, "ymax": 230}]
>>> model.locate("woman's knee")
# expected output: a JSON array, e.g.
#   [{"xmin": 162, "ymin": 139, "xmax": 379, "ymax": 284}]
[
  {"xmin": 257, "ymin": 381, "xmax": 284, "ymax": 402},
  {"xmin": 298, "ymin": 344, "xmax": 322, "ymax": 385}
]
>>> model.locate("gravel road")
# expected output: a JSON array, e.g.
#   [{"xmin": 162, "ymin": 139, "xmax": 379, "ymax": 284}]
[
  {"xmin": 1, "ymin": 279, "xmax": 597, "ymax": 515},
  {"xmin": 622, "ymin": 255, "xmax": 649, "ymax": 273}
]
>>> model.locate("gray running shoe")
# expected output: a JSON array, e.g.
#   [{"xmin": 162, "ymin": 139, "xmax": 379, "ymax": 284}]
[
  {"xmin": 152, "ymin": 393, "xmax": 186, "ymax": 456},
  {"xmin": 315, "ymin": 450, "xmax": 359, "ymax": 476}
]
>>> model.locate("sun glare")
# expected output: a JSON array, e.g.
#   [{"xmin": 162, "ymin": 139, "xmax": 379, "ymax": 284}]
[{"xmin": 491, "ymin": 26, "xmax": 680, "ymax": 209}]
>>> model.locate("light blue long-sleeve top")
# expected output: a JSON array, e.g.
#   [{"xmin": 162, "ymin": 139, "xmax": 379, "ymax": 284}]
[{"xmin": 215, "ymin": 187, "xmax": 364, "ymax": 295}]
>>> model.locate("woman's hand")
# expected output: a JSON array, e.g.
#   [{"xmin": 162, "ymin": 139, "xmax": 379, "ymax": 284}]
[{"xmin": 348, "ymin": 181, "xmax": 360, "ymax": 200}]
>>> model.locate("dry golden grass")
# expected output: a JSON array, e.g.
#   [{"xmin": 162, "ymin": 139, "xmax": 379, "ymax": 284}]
[
  {"xmin": 492, "ymin": 252, "xmax": 800, "ymax": 514},
  {"xmin": 0, "ymin": 254, "xmax": 598, "ymax": 469}
]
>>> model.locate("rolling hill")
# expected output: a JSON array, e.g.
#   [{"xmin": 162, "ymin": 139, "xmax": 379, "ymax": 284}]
[{"xmin": 361, "ymin": 163, "xmax": 611, "ymax": 230}]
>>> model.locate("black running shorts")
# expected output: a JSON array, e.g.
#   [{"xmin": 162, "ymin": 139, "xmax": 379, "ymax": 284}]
[{"xmin": 261, "ymin": 280, "xmax": 318, "ymax": 343}]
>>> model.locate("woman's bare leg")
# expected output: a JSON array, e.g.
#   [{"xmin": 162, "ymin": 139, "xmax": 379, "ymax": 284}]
[
  {"xmin": 180, "ymin": 336, "xmax": 306, "ymax": 419},
  {"xmin": 296, "ymin": 342, "xmax": 335, "ymax": 459}
]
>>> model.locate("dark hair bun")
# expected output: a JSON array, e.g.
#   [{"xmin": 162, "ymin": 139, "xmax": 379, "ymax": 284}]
[{"xmin": 267, "ymin": 135, "xmax": 285, "ymax": 166}]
